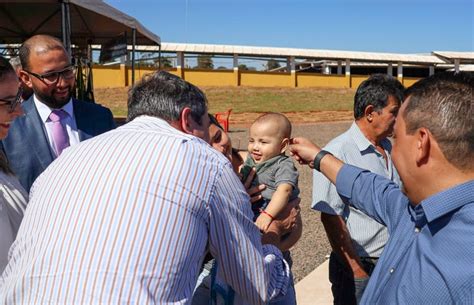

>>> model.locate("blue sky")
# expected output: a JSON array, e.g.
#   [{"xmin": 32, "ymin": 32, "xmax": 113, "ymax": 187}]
[{"xmin": 105, "ymin": 0, "xmax": 473, "ymax": 54}]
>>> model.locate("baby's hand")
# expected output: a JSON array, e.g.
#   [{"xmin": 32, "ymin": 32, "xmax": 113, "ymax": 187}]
[{"xmin": 256, "ymin": 212, "xmax": 273, "ymax": 232}]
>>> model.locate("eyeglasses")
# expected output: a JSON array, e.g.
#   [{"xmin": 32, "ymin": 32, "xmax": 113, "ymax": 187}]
[
  {"xmin": 24, "ymin": 65, "xmax": 76, "ymax": 85},
  {"xmin": 0, "ymin": 87, "xmax": 23, "ymax": 113}
]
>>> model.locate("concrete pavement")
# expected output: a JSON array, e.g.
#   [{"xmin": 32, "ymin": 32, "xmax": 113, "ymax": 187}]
[{"xmin": 295, "ymin": 260, "xmax": 333, "ymax": 305}]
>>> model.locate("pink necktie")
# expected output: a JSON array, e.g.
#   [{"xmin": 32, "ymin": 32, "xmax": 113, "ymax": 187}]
[{"xmin": 49, "ymin": 109, "xmax": 70, "ymax": 157}]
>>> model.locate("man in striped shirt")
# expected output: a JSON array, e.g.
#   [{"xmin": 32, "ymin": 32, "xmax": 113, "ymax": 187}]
[
  {"xmin": 0, "ymin": 71, "xmax": 296, "ymax": 304},
  {"xmin": 312, "ymin": 74, "xmax": 404, "ymax": 304}
]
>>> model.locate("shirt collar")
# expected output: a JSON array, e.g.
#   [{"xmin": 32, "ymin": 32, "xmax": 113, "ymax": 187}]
[
  {"xmin": 421, "ymin": 180, "xmax": 474, "ymax": 223},
  {"xmin": 124, "ymin": 115, "xmax": 198, "ymax": 141},
  {"xmin": 34, "ymin": 94, "xmax": 74, "ymax": 123},
  {"xmin": 349, "ymin": 122, "xmax": 392, "ymax": 153}
]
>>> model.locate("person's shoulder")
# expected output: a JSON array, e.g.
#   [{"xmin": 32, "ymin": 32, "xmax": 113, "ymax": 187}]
[
  {"xmin": 74, "ymin": 99, "xmax": 112, "ymax": 113},
  {"xmin": 277, "ymin": 154, "xmax": 297, "ymax": 167},
  {"xmin": 455, "ymin": 200, "xmax": 474, "ymax": 222},
  {"xmin": 324, "ymin": 130, "xmax": 358, "ymax": 157}
]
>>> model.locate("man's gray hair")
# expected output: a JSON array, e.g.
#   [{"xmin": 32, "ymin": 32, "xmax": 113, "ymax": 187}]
[
  {"xmin": 404, "ymin": 72, "xmax": 473, "ymax": 170},
  {"xmin": 127, "ymin": 71, "xmax": 208, "ymax": 124}
]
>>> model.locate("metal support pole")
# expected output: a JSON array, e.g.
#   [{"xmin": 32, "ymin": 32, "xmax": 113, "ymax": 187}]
[
  {"xmin": 131, "ymin": 28, "xmax": 136, "ymax": 85},
  {"xmin": 61, "ymin": 1, "xmax": 72, "ymax": 55},
  {"xmin": 158, "ymin": 44, "xmax": 162, "ymax": 69}
]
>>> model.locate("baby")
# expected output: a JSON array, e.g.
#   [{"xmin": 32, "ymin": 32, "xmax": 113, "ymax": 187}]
[{"xmin": 241, "ymin": 112, "xmax": 300, "ymax": 233}]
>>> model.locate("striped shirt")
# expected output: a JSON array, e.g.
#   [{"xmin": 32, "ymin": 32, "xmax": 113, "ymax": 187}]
[
  {"xmin": 312, "ymin": 122, "xmax": 401, "ymax": 257},
  {"xmin": 0, "ymin": 116, "xmax": 289, "ymax": 305}
]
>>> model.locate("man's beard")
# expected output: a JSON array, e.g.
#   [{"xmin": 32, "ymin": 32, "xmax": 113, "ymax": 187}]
[{"xmin": 35, "ymin": 87, "xmax": 73, "ymax": 109}]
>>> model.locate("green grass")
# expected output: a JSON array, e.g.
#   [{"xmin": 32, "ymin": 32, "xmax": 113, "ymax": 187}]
[{"xmin": 95, "ymin": 86, "xmax": 355, "ymax": 117}]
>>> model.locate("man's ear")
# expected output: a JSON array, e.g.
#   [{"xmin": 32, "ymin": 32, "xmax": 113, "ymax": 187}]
[
  {"xmin": 179, "ymin": 107, "xmax": 194, "ymax": 135},
  {"xmin": 280, "ymin": 138, "xmax": 290, "ymax": 153},
  {"xmin": 415, "ymin": 127, "xmax": 430, "ymax": 165},
  {"xmin": 364, "ymin": 105, "xmax": 375, "ymax": 122},
  {"xmin": 19, "ymin": 70, "xmax": 33, "ymax": 88}
]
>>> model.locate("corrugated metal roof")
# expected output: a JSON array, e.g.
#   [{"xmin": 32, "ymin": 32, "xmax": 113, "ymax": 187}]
[
  {"xmin": 138, "ymin": 43, "xmax": 446, "ymax": 65},
  {"xmin": 432, "ymin": 51, "xmax": 474, "ymax": 63}
]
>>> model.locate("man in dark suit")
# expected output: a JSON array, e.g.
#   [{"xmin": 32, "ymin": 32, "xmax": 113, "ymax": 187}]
[{"xmin": 1, "ymin": 35, "xmax": 115, "ymax": 193}]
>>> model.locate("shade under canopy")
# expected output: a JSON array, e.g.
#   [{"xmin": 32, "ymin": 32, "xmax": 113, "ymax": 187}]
[{"xmin": 0, "ymin": 0, "xmax": 160, "ymax": 46}]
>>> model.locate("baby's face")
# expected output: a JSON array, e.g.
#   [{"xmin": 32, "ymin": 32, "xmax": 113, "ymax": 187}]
[{"xmin": 247, "ymin": 121, "xmax": 285, "ymax": 164}]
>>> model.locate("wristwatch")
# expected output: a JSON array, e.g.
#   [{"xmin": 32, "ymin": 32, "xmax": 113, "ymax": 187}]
[{"xmin": 313, "ymin": 150, "xmax": 333, "ymax": 172}]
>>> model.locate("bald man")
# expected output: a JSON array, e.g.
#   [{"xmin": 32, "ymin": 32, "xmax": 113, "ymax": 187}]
[{"xmin": 1, "ymin": 35, "xmax": 115, "ymax": 192}]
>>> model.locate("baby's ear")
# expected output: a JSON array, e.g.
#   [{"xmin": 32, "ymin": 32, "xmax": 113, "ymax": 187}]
[{"xmin": 280, "ymin": 138, "xmax": 290, "ymax": 153}]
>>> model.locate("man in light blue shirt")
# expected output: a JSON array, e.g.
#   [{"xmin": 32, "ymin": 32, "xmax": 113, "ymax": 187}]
[
  {"xmin": 313, "ymin": 74, "xmax": 404, "ymax": 304},
  {"xmin": 290, "ymin": 71, "xmax": 473, "ymax": 304}
]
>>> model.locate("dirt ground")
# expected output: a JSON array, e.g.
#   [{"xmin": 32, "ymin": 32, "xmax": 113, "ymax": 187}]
[
  {"xmin": 227, "ymin": 115, "xmax": 353, "ymax": 283},
  {"xmin": 229, "ymin": 110, "xmax": 353, "ymax": 127}
]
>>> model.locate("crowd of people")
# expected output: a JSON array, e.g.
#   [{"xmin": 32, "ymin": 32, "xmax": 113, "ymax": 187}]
[{"xmin": 0, "ymin": 34, "xmax": 472, "ymax": 305}]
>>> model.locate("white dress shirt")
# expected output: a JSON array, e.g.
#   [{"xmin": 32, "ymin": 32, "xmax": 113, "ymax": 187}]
[{"xmin": 33, "ymin": 95, "xmax": 80, "ymax": 155}]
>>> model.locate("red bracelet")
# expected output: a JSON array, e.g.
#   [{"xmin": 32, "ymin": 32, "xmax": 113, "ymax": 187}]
[{"xmin": 259, "ymin": 208, "xmax": 275, "ymax": 221}]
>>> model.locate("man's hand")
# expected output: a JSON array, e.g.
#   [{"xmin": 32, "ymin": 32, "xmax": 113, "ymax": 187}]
[
  {"xmin": 243, "ymin": 167, "xmax": 266, "ymax": 203},
  {"xmin": 261, "ymin": 198, "xmax": 300, "ymax": 246},
  {"xmin": 289, "ymin": 137, "xmax": 321, "ymax": 168}
]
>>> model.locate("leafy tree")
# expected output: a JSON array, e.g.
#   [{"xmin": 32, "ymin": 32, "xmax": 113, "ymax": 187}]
[
  {"xmin": 158, "ymin": 56, "xmax": 173, "ymax": 68},
  {"xmin": 196, "ymin": 54, "xmax": 214, "ymax": 69},
  {"xmin": 266, "ymin": 59, "xmax": 281, "ymax": 71},
  {"xmin": 238, "ymin": 64, "xmax": 249, "ymax": 70}
]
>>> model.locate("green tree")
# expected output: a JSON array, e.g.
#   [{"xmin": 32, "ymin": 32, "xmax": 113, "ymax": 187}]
[
  {"xmin": 196, "ymin": 54, "xmax": 214, "ymax": 69},
  {"xmin": 266, "ymin": 59, "xmax": 281, "ymax": 71},
  {"xmin": 158, "ymin": 56, "xmax": 173, "ymax": 68},
  {"xmin": 238, "ymin": 64, "xmax": 249, "ymax": 70}
]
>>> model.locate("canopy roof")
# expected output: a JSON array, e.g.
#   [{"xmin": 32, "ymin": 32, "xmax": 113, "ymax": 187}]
[{"xmin": 0, "ymin": 0, "xmax": 160, "ymax": 46}]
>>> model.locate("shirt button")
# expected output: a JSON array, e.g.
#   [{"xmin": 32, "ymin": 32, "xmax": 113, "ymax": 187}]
[
  {"xmin": 415, "ymin": 227, "xmax": 420, "ymax": 233},
  {"xmin": 390, "ymin": 268, "xmax": 395, "ymax": 274}
]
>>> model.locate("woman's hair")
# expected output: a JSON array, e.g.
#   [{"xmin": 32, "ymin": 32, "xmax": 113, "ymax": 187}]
[
  {"xmin": 0, "ymin": 56, "xmax": 16, "ymax": 175},
  {"xmin": 209, "ymin": 113, "xmax": 224, "ymax": 130}
]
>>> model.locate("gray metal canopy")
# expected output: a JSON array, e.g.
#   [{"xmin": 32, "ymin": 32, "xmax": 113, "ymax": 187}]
[{"xmin": 0, "ymin": 0, "xmax": 160, "ymax": 46}]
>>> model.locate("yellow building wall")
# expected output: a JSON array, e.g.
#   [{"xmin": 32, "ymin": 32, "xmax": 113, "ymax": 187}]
[
  {"xmin": 127, "ymin": 67, "xmax": 156, "ymax": 84},
  {"xmin": 92, "ymin": 65, "xmax": 126, "ymax": 88},
  {"xmin": 402, "ymin": 77, "xmax": 419, "ymax": 87},
  {"xmin": 350, "ymin": 75, "xmax": 369, "ymax": 89},
  {"xmin": 183, "ymin": 69, "xmax": 235, "ymax": 86},
  {"xmin": 297, "ymin": 74, "xmax": 348, "ymax": 88},
  {"xmin": 240, "ymin": 71, "xmax": 292, "ymax": 87},
  {"xmin": 92, "ymin": 66, "xmax": 422, "ymax": 90}
]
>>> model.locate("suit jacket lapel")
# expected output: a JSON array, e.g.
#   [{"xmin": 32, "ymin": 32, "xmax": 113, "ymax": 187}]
[{"xmin": 22, "ymin": 97, "xmax": 55, "ymax": 168}]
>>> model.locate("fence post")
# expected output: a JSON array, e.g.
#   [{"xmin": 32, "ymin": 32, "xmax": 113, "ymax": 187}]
[{"xmin": 233, "ymin": 54, "xmax": 240, "ymax": 86}]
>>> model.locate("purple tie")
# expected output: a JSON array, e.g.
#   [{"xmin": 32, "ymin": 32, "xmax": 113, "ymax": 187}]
[{"xmin": 49, "ymin": 109, "xmax": 70, "ymax": 157}]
